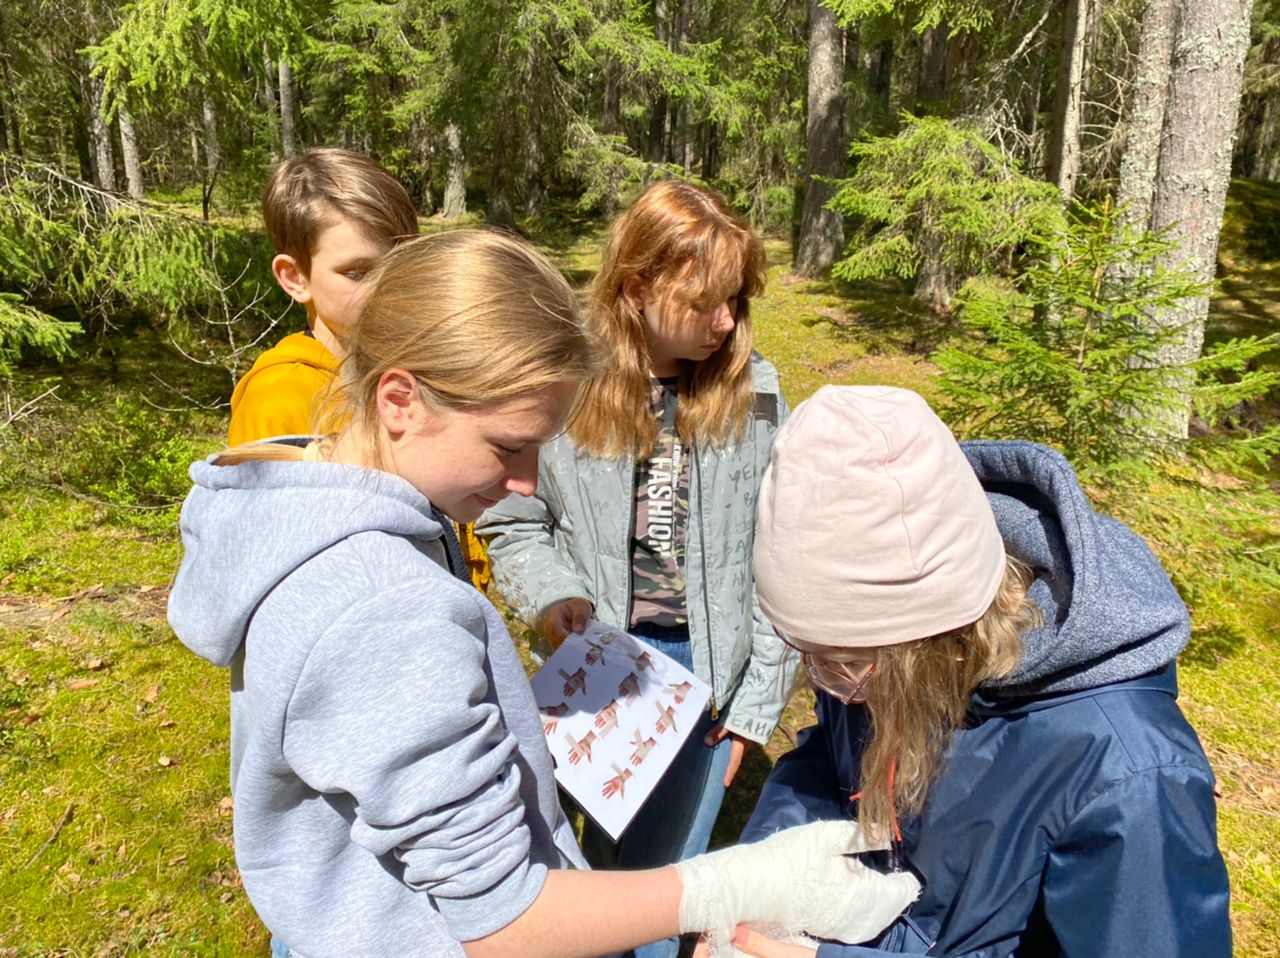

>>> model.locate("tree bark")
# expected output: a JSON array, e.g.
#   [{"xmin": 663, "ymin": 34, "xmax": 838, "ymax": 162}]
[
  {"xmin": 916, "ymin": 23, "xmax": 949, "ymax": 111},
  {"xmin": 279, "ymin": 59, "xmax": 297, "ymax": 159},
  {"xmin": 602, "ymin": 60, "xmax": 622, "ymax": 136},
  {"xmin": 200, "ymin": 96, "xmax": 221, "ymax": 220},
  {"xmin": 1045, "ymin": 0, "xmax": 1098, "ymax": 201},
  {"xmin": 442, "ymin": 121, "xmax": 466, "ymax": 218},
  {"xmin": 1115, "ymin": 0, "xmax": 1176, "ymax": 231},
  {"xmin": 262, "ymin": 45, "xmax": 281, "ymax": 163},
  {"xmin": 647, "ymin": 0, "xmax": 671, "ymax": 163},
  {"xmin": 88, "ymin": 73, "xmax": 116, "ymax": 192},
  {"xmin": 118, "ymin": 102, "xmax": 145, "ymax": 199},
  {"xmin": 1145, "ymin": 0, "xmax": 1254, "ymax": 438},
  {"xmin": 524, "ymin": 42, "xmax": 544, "ymax": 218},
  {"xmin": 794, "ymin": 0, "xmax": 846, "ymax": 278}
]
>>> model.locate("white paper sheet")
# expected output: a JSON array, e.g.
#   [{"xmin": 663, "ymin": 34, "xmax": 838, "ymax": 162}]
[{"xmin": 529, "ymin": 620, "xmax": 712, "ymax": 840}]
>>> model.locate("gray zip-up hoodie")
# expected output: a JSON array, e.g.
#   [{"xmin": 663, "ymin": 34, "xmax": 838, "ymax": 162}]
[
  {"xmin": 476, "ymin": 355, "xmax": 800, "ymax": 745},
  {"xmin": 168, "ymin": 455, "xmax": 586, "ymax": 958}
]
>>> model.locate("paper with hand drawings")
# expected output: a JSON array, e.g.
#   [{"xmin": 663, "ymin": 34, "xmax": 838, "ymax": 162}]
[{"xmin": 530, "ymin": 619, "xmax": 711, "ymax": 840}]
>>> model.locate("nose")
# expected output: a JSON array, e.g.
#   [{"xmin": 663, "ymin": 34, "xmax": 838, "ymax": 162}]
[
  {"xmin": 711, "ymin": 301, "xmax": 736, "ymax": 334},
  {"xmin": 503, "ymin": 448, "xmax": 540, "ymax": 497}
]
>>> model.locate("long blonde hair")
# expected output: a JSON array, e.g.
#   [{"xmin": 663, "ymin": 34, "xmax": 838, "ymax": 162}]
[
  {"xmin": 217, "ymin": 229, "xmax": 596, "ymax": 466},
  {"xmin": 572, "ymin": 180, "xmax": 767, "ymax": 458},
  {"xmin": 856, "ymin": 557, "xmax": 1043, "ymax": 836}
]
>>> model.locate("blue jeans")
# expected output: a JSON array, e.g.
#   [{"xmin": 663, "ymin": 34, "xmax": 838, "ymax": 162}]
[
  {"xmin": 269, "ymin": 937, "xmax": 289, "ymax": 958},
  {"xmin": 581, "ymin": 626, "xmax": 733, "ymax": 958}
]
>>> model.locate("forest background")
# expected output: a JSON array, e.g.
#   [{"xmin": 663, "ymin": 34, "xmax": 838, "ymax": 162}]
[{"xmin": 0, "ymin": 0, "xmax": 1278, "ymax": 954}]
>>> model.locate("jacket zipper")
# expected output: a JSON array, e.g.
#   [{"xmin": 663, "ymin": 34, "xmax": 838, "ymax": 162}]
[{"xmin": 694, "ymin": 444, "xmax": 720, "ymax": 719}]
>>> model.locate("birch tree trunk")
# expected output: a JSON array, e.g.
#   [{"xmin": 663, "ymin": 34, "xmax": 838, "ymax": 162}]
[
  {"xmin": 1045, "ymin": 0, "xmax": 1098, "ymax": 201},
  {"xmin": 118, "ymin": 103, "xmax": 145, "ymax": 199},
  {"xmin": 279, "ymin": 59, "xmax": 297, "ymax": 159},
  {"xmin": 442, "ymin": 121, "xmax": 467, "ymax": 219},
  {"xmin": 1142, "ymin": 0, "xmax": 1253, "ymax": 439},
  {"xmin": 794, "ymin": 0, "xmax": 846, "ymax": 278}
]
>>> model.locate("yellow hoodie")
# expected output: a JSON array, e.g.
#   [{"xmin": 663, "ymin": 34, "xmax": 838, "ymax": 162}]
[
  {"xmin": 227, "ymin": 332, "xmax": 338, "ymax": 446},
  {"xmin": 226, "ymin": 330, "xmax": 492, "ymax": 591}
]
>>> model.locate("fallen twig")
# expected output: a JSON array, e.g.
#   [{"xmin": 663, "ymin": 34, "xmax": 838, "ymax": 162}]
[{"xmin": 25, "ymin": 802, "xmax": 75, "ymax": 868}]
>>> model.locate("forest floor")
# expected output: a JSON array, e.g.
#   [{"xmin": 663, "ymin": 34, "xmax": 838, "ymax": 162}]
[{"xmin": 1, "ymin": 181, "xmax": 1277, "ymax": 957}]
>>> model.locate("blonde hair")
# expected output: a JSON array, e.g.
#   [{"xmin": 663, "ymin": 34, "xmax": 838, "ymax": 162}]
[
  {"xmin": 262, "ymin": 148, "xmax": 419, "ymax": 272},
  {"xmin": 216, "ymin": 229, "xmax": 596, "ymax": 467},
  {"xmin": 572, "ymin": 180, "xmax": 767, "ymax": 458},
  {"xmin": 856, "ymin": 557, "xmax": 1043, "ymax": 836}
]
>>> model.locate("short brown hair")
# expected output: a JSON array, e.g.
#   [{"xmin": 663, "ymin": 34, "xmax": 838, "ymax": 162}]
[
  {"xmin": 261, "ymin": 148, "xmax": 419, "ymax": 273},
  {"xmin": 216, "ymin": 229, "xmax": 599, "ymax": 466}
]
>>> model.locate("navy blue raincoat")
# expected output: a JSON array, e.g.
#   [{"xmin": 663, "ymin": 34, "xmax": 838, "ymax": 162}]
[{"xmin": 742, "ymin": 441, "xmax": 1231, "ymax": 957}]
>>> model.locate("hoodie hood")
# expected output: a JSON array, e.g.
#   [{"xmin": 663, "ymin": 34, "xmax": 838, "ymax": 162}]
[
  {"xmin": 962, "ymin": 440, "xmax": 1189, "ymax": 697},
  {"xmin": 169, "ymin": 455, "xmax": 442, "ymax": 667}
]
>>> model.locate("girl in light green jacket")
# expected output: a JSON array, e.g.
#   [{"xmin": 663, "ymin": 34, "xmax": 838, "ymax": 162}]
[{"xmin": 478, "ymin": 181, "xmax": 801, "ymax": 958}]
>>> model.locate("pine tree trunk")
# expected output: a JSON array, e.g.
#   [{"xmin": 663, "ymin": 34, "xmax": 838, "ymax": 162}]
[
  {"xmin": 648, "ymin": 0, "xmax": 671, "ymax": 163},
  {"xmin": 1045, "ymin": 0, "xmax": 1098, "ymax": 201},
  {"xmin": 794, "ymin": 0, "xmax": 846, "ymax": 278},
  {"xmin": 524, "ymin": 42, "xmax": 544, "ymax": 218},
  {"xmin": 442, "ymin": 121, "xmax": 466, "ymax": 219},
  {"xmin": 1115, "ymin": 0, "xmax": 1175, "ymax": 231},
  {"xmin": 1142, "ymin": 0, "xmax": 1253, "ymax": 439},
  {"xmin": 262, "ymin": 45, "xmax": 281, "ymax": 163},
  {"xmin": 118, "ymin": 103, "xmax": 145, "ymax": 199},
  {"xmin": 200, "ymin": 97, "xmax": 221, "ymax": 221},
  {"xmin": 279, "ymin": 60, "xmax": 297, "ymax": 159},
  {"xmin": 916, "ymin": 24, "xmax": 949, "ymax": 111},
  {"xmin": 868, "ymin": 38, "xmax": 893, "ymax": 120},
  {"xmin": 88, "ymin": 73, "xmax": 116, "ymax": 192},
  {"xmin": 602, "ymin": 60, "xmax": 622, "ymax": 135},
  {"xmin": 915, "ymin": 230, "xmax": 955, "ymax": 311}
]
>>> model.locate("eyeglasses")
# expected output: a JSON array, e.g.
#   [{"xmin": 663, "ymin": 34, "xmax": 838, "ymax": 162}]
[{"xmin": 778, "ymin": 631, "xmax": 877, "ymax": 705}]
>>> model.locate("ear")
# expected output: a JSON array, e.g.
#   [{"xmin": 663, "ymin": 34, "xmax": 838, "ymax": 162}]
[
  {"xmin": 622, "ymin": 275, "xmax": 648, "ymax": 312},
  {"xmin": 374, "ymin": 368, "xmax": 425, "ymax": 436},
  {"xmin": 272, "ymin": 253, "xmax": 313, "ymax": 304}
]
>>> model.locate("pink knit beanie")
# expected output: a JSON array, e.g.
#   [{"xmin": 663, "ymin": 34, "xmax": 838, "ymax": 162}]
[{"xmin": 754, "ymin": 385, "xmax": 1006, "ymax": 649}]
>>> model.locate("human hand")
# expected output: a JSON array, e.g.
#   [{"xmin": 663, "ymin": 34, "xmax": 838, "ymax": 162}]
[
  {"xmin": 730, "ymin": 926, "xmax": 818, "ymax": 958},
  {"xmin": 704, "ymin": 724, "xmax": 749, "ymax": 788},
  {"xmin": 539, "ymin": 598, "xmax": 593, "ymax": 647},
  {"xmin": 691, "ymin": 925, "xmax": 817, "ymax": 958},
  {"xmin": 675, "ymin": 819, "xmax": 920, "ymax": 945}
]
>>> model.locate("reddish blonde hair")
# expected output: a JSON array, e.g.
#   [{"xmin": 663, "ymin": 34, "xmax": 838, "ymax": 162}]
[{"xmin": 571, "ymin": 180, "xmax": 767, "ymax": 458}]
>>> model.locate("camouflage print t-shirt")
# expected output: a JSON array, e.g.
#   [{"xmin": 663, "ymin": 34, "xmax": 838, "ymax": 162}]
[{"xmin": 629, "ymin": 377, "xmax": 691, "ymax": 629}]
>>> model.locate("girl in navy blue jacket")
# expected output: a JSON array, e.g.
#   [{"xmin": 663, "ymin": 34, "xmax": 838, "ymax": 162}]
[{"xmin": 730, "ymin": 385, "xmax": 1230, "ymax": 958}]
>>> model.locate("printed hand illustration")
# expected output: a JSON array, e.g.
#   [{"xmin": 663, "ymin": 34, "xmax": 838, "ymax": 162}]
[
  {"xmin": 665, "ymin": 680, "xmax": 693, "ymax": 704},
  {"xmin": 655, "ymin": 700, "xmax": 678, "ymax": 734},
  {"xmin": 631, "ymin": 650, "xmax": 655, "ymax": 672},
  {"xmin": 594, "ymin": 699, "xmax": 621, "ymax": 736},
  {"xmin": 564, "ymin": 730, "xmax": 597, "ymax": 765},
  {"xmin": 630, "ymin": 729, "xmax": 657, "ymax": 766},
  {"xmin": 559, "ymin": 667, "xmax": 588, "ymax": 697},
  {"xmin": 602, "ymin": 762, "xmax": 632, "ymax": 799},
  {"xmin": 599, "ymin": 630, "xmax": 620, "ymax": 646},
  {"xmin": 618, "ymin": 671, "xmax": 642, "ymax": 703},
  {"xmin": 585, "ymin": 640, "xmax": 607, "ymax": 665},
  {"xmin": 539, "ymin": 702, "xmax": 569, "ymax": 735}
]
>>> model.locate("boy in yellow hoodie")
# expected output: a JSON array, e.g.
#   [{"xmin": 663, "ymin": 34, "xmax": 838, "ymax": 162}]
[
  {"xmin": 228, "ymin": 148, "xmax": 419, "ymax": 445},
  {"xmin": 228, "ymin": 149, "xmax": 490, "ymax": 590}
]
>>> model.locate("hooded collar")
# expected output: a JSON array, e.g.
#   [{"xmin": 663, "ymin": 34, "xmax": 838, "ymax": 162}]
[
  {"xmin": 168, "ymin": 454, "xmax": 443, "ymax": 667},
  {"xmin": 962, "ymin": 440, "xmax": 1189, "ymax": 698}
]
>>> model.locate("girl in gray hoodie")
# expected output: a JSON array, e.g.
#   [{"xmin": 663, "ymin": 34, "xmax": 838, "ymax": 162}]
[{"xmin": 168, "ymin": 229, "xmax": 918, "ymax": 958}]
